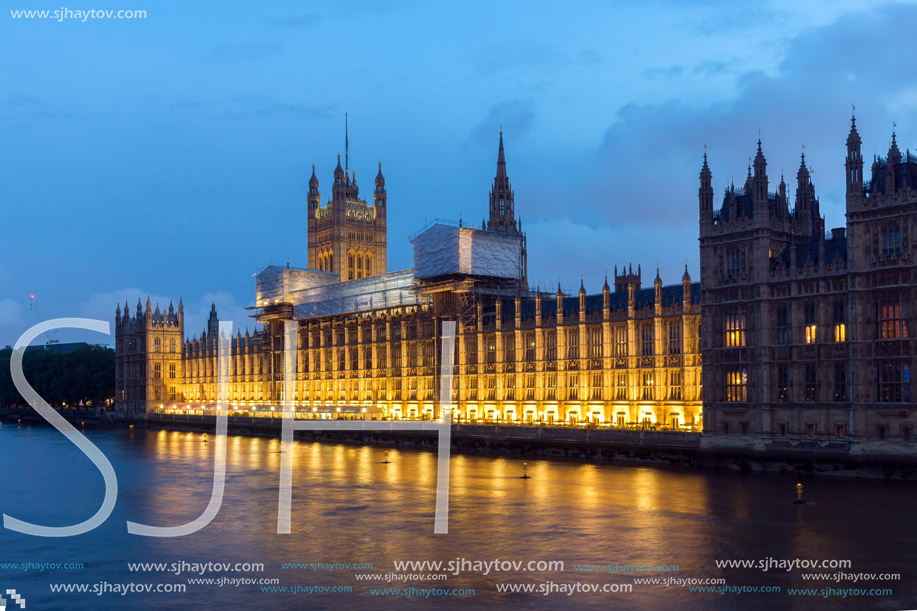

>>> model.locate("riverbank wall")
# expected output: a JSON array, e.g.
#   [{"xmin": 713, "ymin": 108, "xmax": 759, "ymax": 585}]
[{"xmin": 2, "ymin": 408, "xmax": 916, "ymax": 479}]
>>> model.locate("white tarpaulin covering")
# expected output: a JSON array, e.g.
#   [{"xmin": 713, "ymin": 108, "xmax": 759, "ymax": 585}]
[
  {"xmin": 256, "ymin": 266, "xmax": 338, "ymax": 304},
  {"xmin": 413, "ymin": 223, "xmax": 522, "ymax": 280},
  {"xmin": 290, "ymin": 269, "xmax": 418, "ymax": 318}
]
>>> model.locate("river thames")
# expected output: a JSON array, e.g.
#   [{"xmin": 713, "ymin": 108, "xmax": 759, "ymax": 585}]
[{"xmin": 0, "ymin": 423, "xmax": 914, "ymax": 609}]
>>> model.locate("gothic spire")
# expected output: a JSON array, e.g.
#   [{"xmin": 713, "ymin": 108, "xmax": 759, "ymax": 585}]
[
  {"xmin": 496, "ymin": 128, "xmax": 506, "ymax": 180},
  {"xmin": 797, "ymin": 150, "xmax": 809, "ymax": 182},
  {"xmin": 847, "ymin": 106, "xmax": 861, "ymax": 147},
  {"xmin": 889, "ymin": 124, "xmax": 902, "ymax": 164},
  {"xmin": 334, "ymin": 154, "xmax": 344, "ymax": 181},
  {"xmin": 488, "ymin": 129, "xmax": 517, "ymax": 234}
]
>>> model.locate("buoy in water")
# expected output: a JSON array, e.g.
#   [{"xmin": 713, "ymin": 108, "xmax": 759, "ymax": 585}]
[
  {"xmin": 794, "ymin": 482, "xmax": 805, "ymax": 504},
  {"xmin": 381, "ymin": 450, "xmax": 391, "ymax": 464},
  {"xmin": 520, "ymin": 462, "xmax": 531, "ymax": 479}
]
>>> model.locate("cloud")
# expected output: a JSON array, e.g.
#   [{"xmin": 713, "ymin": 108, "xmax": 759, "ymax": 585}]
[
  {"xmin": 644, "ymin": 66, "xmax": 685, "ymax": 80},
  {"xmin": 581, "ymin": 3, "xmax": 917, "ymax": 233},
  {"xmin": 0, "ymin": 299, "xmax": 24, "ymax": 327},
  {"xmin": 3, "ymin": 92, "xmax": 78, "ymax": 120},
  {"xmin": 170, "ymin": 100, "xmax": 205, "ymax": 111},
  {"xmin": 223, "ymin": 93, "xmax": 332, "ymax": 121},
  {"xmin": 5, "ymin": 93, "xmax": 43, "ymax": 108},
  {"xmin": 473, "ymin": 100, "xmax": 535, "ymax": 145},
  {"xmin": 644, "ymin": 60, "xmax": 737, "ymax": 81},
  {"xmin": 524, "ymin": 217, "xmax": 697, "ymax": 294},
  {"xmin": 210, "ymin": 42, "xmax": 284, "ymax": 61},
  {"xmin": 471, "ymin": 40, "xmax": 601, "ymax": 76}
]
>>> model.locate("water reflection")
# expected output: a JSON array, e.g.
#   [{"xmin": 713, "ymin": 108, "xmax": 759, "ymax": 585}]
[{"xmin": 0, "ymin": 426, "xmax": 915, "ymax": 610}]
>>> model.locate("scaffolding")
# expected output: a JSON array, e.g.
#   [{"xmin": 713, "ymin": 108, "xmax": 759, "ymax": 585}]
[{"xmin": 291, "ymin": 269, "xmax": 419, "ymax": 319}]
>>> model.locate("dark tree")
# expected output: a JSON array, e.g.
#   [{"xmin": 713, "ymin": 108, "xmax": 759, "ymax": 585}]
[{"xmin": 0, "ymin": 346, "xmax": 114, "ymax": 409}]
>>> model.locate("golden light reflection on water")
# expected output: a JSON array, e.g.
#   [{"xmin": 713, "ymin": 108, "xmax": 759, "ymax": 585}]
[
  {"xmin": 132, "ymin": 430, "xmax": 904, "ymax": 604},
  {"xmin": 4, "ymin": 426, "xmax": 914, "ymax": 609},
  {"xmin": 141, "ymin": 431, "xmax": 722, "ymax": 537}
]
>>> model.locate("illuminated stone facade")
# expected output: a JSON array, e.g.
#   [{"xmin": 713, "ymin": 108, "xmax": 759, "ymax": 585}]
[
  {"xmin": 306, "ymin": 144, "xmax": 387, "ymax": 279},
  {"xmin": 115, "ymin": 134, "xmax": 701, "ymax": 427},
  {"xmin": 700, "ymin": 116, "xmax": 916, "ymax": 442},
  {"xmin": 114, "ymin": 297, "xmax": 189, "ymax": 414}
]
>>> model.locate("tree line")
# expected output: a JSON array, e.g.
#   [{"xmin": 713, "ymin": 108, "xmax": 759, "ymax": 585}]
[{"xmin": 0, "ymin": 345, "xmax": 115, "ymax": 409}]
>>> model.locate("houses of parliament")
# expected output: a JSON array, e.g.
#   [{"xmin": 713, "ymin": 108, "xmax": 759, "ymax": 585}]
[
  {"xmin": 115, "ymin": 130, "xmax": 703, "ymax": 429},
  {"xmin": 116, "ymin": 114, "xmax": 916, "ymax": 445},
  {"xmin": 701, "ymin": 114, "xmax": 915, "ymax": 444}
]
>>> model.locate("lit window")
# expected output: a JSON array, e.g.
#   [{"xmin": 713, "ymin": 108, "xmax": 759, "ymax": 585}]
[
  {"xmin": 642, "ymin": 372, "xmax": 654, "ymax": 400},
  {"xmin": 567, "ymin": 373, "xmax": 579, "ymax": 400},
  {"xmin": 504, "ymin": 333, "xmax": 515, "ymax": 363},
  {"xmin": 725, "ymin": 313, "xmax": 745, "ymax": 347},
  {"xmin": 669, "ymin": 371, "xmax": 682, "ymax": 400},
  {"xmin": 589, "ymin": 327, "xmax": 603, "ymax": 358},
  {"xmin": 725, "ymin": 369, "xmax": 747, "ymax": 402},
  {"xmin": 544, "ymin": 331, "xmax": 557, "ymax": 361},
  {"xmin": 641, "ymin": 325, "xmax": 653, "ymax": 356},
  {"xmin": 614, "ymin": 326, "xmax": 627, "ymax": 357},
  {"xmin": 615, "ymin": 373, "xmax": 626, "ymax": 400},
  {"xmin": 545, "ymin": 373, "xmax": 556, "ymax": 400},
  {"xmin": 566, "ymin": 328, "xmax": 579, "ymax": 360},
  {"xmin": 879, "ymin": 295, "xmax": 908, "ymax": 340},
  {"xmin": 524, "ymin": 332, "xmax": 535, "ymax": 361},
  {"xmin": 804, "ymin": 304, "xmax": 817, "ymax": 344},
  {"xmin": 833, "ymin": 301, "xmax": 846, "ymax": 342},
  {"xmin": 590, "ymin": 371, "xmax": 602, "ymax": 400}
]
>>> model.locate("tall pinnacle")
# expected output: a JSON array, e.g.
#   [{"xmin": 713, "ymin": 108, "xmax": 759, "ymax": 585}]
[
  {"xmin": 847, "ymin": 111, "xmax": 861, "ymax": 146},
  {"xmin": 496, "ymin": 128, "xmax": 506, "ymax": 181},
  {"xmin": 345, "ymin": 112, "xmax": 349, "ymax": 172}
]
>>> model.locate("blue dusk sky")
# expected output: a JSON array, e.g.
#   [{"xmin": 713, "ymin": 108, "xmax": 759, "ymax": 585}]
[{"xmin": 2, "ymin": 0, "xmax": 917, "ymax": 347}]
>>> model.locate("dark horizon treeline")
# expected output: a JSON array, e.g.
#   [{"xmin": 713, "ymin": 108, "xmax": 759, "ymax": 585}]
[{"xmin": 0, "ymin": 346, "xmax": 115, "ymax": 408}]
